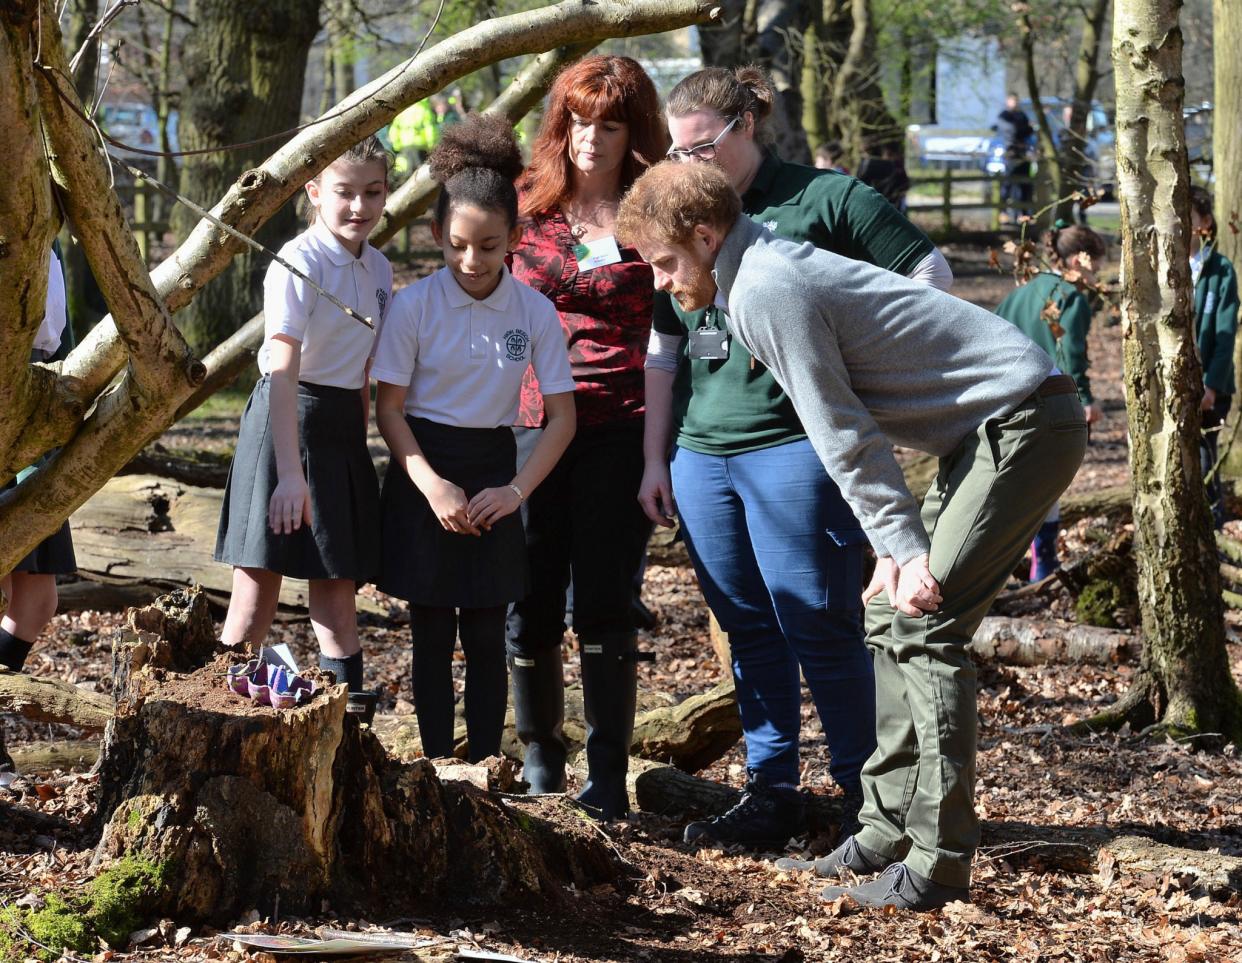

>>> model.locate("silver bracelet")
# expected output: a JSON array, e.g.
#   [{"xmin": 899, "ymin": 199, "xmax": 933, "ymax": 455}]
[{"xmin": 508, "ymin": 483, "xmax": 525, "ymax": 501}]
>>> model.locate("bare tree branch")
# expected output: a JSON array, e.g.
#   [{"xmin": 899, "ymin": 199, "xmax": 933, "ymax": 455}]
[{"xmin": 180, "ymin": 39, "xmax": 600, "ymax": 417}]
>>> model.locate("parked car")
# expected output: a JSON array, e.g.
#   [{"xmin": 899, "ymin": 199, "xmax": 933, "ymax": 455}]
[
  {"xmin": 1184, "ymin": 102, "xmax": 1213, "ymax": 182},
  {"xmin": 99, "ymin": 103, "xmax": 180, "ymax": 165},
  {"xmin": 978, "ymin": 98, "xmax": 1115, "ymax": 198}
]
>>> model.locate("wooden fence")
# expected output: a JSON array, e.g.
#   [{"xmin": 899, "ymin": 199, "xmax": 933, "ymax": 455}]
[{"xmin": 905, "ymin": 170, "xmax": 1039, "ymax": 235}]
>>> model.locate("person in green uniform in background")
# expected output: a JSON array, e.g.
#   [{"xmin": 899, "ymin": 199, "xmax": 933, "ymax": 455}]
[
  {"xmin": 641, "ymin": 65, "xmax": 953, "ymax": 848},
  {"xmin": 993, "ymin": 223, "xmax": 1105, "ymax": 578},
  {"xmin": 1188, "ymin": 187, "xmax": 1239, "ymax": 528}
]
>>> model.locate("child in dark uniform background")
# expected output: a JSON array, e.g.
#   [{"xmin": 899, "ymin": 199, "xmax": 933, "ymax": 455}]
[
  {"xmin": 372, "ymin": 114, "xmax": 576, "ymax": 763},
  {"xmin": 1188, "ymin": 186, "xmax": 1239, "ymax": 528},
  {"xmin": 994, "ymin": 223, "xmax": 1106, "ymax": 578}
]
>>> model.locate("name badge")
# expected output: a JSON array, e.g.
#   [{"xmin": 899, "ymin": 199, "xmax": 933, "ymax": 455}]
[
  {"xmin": 688, "ymin": 326, "xmax": 730, "ymax": 360},
  {"xmin": 573, "ymin": 235, "xmax": 623, "ymax": 271}
]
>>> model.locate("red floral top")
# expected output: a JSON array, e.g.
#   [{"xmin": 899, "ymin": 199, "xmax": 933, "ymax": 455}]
[{"xmin": 510, "ymin": 208, "xmax": 654, "ymax": 428}]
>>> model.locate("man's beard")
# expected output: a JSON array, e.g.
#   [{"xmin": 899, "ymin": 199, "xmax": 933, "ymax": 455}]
[{"xmin": 671, "ymin": 260, "xmax": 714, "ymax": 312}]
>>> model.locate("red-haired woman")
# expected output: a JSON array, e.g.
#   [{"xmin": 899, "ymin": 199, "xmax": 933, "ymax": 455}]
[{"xmin": 506, "ymin": 55, "xmax": 668, "ymax": 819}]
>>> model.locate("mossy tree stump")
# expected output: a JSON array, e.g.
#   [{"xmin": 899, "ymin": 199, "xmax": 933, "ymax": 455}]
[{"xmin": 93, "ymin": 589, "xmax": 624, "ymax": 924}]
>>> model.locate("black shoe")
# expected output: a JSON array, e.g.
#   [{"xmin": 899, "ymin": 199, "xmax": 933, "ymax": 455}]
[
  {"xmin": 773, "ymin": 834, "xmax": 891, "ymax": 878},
  {"xmin": 838, "ymin": 786, "xmax": 864, "ymax": 839},
  {"xmin": 508, "ymin": 647, "xmax": 568, "ymax": 794},
  {"xmin": 820, "ymin": 861, "xmax": 968, "ymax": 910},
  {"xmin": 346, "ymin": 690, "xmax": 378, "ymax": 726},
  {"xmin": 684, "ymin": 773, "xmax": 806, "ymax": 846},
  {"xmin": 576, "ymin": 633, "xmax": 638, "ymax": 820}
]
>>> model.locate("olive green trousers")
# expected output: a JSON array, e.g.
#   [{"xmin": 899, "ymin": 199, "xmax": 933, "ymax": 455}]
[{"xmin": 855, "ymin": 381, "xmax": 1087, "ymax": 888}]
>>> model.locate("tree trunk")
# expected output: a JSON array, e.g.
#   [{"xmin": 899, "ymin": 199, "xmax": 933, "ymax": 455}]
[
  {"xmin": 172, "ymin": 0, "xmax": 322, "ymax": 357},
  {"xmin": 753, "ymin": 0, "xmax": 812, "ymax": 163},
  {"xmin": 0, "ymin": 0, "xmax": 59, "ymax": 481},
  {"xmin": 1085, "ymin": 0, "xmax": 1242, "ymax": 742},
  {"xmin": 1216, "ymin": 0, "xmax": 1242, "ymax": 400},
  {"xmin": 696, "ymin": 0, "xmax": 748, "ymax": 70},
  {"xmin": 94, "ymin": 590, "xmax": 625, "ymax": 923},
  {"xmin": 828, "ymin": 0, "xmax": 898, "ymax": 160}
]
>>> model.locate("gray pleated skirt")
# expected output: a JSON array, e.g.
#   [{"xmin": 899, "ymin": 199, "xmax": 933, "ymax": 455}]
[
  {"xmin": 214, "ymin": 376, "xmax": 379, "ymax": 581},
  {"xmin": 377, "ymin": 416, "xmax": 528, "ymax": 607}
]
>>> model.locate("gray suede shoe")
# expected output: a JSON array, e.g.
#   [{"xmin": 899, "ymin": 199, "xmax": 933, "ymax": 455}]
[
  {"xmin": 820, "ymin": 861, "xmax": 968, "ymax": 911},
  {"xmin": 773, "ymin": 834, "xmax": 892, "ymax": 878}
]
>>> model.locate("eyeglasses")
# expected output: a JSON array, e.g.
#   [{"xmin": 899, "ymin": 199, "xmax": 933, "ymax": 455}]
[{"xmin": 666, "ymin": 116, "xmax": 740, "ymax": 163}]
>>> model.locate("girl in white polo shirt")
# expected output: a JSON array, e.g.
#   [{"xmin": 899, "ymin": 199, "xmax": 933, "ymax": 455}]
[
  {"xmin": 215, "ymin": 136, "xmax": 393, "ymax": 697},
  {"xmin": 372, "ymin": 115, "xmax": 576, "ymax": 762}
]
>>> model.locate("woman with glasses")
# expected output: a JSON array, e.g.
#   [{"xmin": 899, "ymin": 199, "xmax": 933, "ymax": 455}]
[
  {"xmin": 640, "ymin": 65, "xmax": 953, "ymax": 848},
  {"xmin": 505, "ymin": 55, "xmax": 669, "ymax": 820}
]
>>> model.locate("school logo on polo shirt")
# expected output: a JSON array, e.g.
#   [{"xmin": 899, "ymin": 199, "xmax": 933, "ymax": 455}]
[
  {"xmin": 376, "ymin": 288, "xmax": 388, "ymax": 319},
  {"xmin": 504, "ymin": 328, "xmax": 530, "ymax": 362}
]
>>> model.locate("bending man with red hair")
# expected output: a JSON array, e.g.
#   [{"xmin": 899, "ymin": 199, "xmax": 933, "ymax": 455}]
[{"xmin": 616, "ymin": 162, "xmax": 1085, "ymax": 911}]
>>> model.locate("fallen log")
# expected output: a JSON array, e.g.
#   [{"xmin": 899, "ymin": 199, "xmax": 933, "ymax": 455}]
[
  {"xmin": 0, "ymin": 669, "xmax": 112, "ymax": 729},
  {"xmin": 372, "ymin": 680, "xmax": 741, "ymax": 774},
  {"xmin": 969, "ymin": 617, "xmax": 1134, "ymax": 666},
  {"xmin": 70, "ymin": 475, "xmax": 387, "ymax": 616},
  {"xmin": 94, "ymin": 589, "xmax": 627, "ymax": 924},
  {"xmin": 624, "ymin": 766, "xmax": 1241, "ymax": 898},
  {"xmin": 119, "ymin": 445, "xmax": 231, "ymax": 489},
  {"xmin": 981, "ymin": 821, "xmax": 1242, "ymax": 898},
  {"xmin": 1060, "ymin": 484, "xmax": 1133, "ymax": 526},
  {"xmin": 8, "ymin": 738, "xmax": 100, "ymax": 774},
  {"xmin": 629, "ymin": 679, "xmax": 740, "ymax": 771}
]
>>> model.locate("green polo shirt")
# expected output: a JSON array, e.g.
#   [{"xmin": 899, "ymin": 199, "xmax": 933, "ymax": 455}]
[
  {"xmin": 1194, "ymin": 246, "xmax": 1239, "ymax": 395},
  {"xmin": 994, "ymin": 272, "xmax": 1093, "ymax": 404},
  {"xmin": 652, "ymin": 152, "xmax": 937, "ymax": 455}
]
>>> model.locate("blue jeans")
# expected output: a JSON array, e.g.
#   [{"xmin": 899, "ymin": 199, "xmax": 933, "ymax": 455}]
[{"xmin": 670, "ymin": 440, "xmax": 876, "ymax": 789}]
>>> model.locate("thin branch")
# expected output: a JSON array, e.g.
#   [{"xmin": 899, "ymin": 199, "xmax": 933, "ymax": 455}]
[{"xmin": 68, "ymin": 0, "xmax": 137, "ymax": 75}]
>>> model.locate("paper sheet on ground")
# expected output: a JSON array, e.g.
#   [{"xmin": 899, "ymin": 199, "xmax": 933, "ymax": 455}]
[{"xmin": 221, "ymin": 931, "xmax": 437, "ymax": 955}]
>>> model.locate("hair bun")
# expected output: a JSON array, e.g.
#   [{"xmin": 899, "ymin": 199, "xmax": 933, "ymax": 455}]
[
  {"xmin": 733, "ymin": 65, "xmax": 774, "ymax": 122},
  {"xmin": 428, "ymin": 112, "xmax": 523, "ymax": 185}
]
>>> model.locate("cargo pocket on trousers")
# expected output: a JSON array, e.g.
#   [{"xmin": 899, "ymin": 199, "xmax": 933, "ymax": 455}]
[{"xmin": 825, "ymin": 527, "xmax": 869, "ymax": 610}]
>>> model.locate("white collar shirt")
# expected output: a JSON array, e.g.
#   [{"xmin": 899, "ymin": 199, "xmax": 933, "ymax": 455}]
[
  {"xmin": 372, "ymin": 266, "xmax": 575, "ymax": 429},
  {"xmin": 258, "ymin": 219, "xmax": 393, "ymax": 390},
  {"xmin": 33, "ymin": 248, "xmax": 68, "ymax": 356}
]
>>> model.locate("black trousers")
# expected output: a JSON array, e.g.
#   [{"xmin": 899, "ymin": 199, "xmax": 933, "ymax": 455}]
[
  {"xmin": 507, "ymin": 421, "xmax": 651, "ymax": 652},
  {"xmin": 1201, "ymin": 393, "xmax": 1233, "ymax": 528}
]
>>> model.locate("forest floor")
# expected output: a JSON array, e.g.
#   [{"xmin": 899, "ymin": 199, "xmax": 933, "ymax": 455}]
[{"xmin": 2, "ymin": 240, "xmax": 1241, "ymax": 962}]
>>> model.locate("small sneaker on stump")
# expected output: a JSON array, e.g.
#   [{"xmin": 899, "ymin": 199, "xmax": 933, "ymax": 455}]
[
  {"xmin": 773, "ymin": 833, "xmax": 892, "ymax": 879},
  {"xmin": 683, "ymin": 772, "xmax": 806, "ymax": 846},
  {"xmin": 820, "ymin": 861, "xmax": 968, "ymax": 911}
]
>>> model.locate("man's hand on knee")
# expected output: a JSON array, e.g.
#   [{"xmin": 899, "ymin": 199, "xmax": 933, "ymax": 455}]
[{"xmin": 892, "ymin": 554, "xmax": 942, "ymax": 617}]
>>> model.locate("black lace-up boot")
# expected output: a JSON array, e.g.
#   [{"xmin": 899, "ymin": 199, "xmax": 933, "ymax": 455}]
[{"xmin": 683, "ymin": 771, "xmax": 807, "ymax": 846}]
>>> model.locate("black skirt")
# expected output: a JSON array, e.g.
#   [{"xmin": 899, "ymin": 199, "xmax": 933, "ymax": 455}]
[
  {"xmin": 4, "ymin": 461, "xmax": 77, "ymax": 577},
  {"xmin": 214, "ymin": 377, "xmax": 380, "ymax": 581},
  {"xmin": 377, "ymin": 417, "xmax": 528, "ymax": 608}
]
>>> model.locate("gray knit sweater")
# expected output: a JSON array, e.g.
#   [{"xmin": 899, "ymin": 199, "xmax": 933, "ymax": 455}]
[{"xmin": 715, "ymin": 216, "xmax": 1052, "ymax": 564}]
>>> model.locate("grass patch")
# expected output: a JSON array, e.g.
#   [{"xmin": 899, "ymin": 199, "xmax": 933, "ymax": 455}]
[{"xmin": 181, "ymin": 386, "xmax": 249, "ymax": 422}]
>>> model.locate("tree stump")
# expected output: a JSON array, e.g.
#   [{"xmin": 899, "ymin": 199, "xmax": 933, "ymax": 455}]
[{"xmin": 93, "ymin": 589, "xmax": 625, "ymax": 924}]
